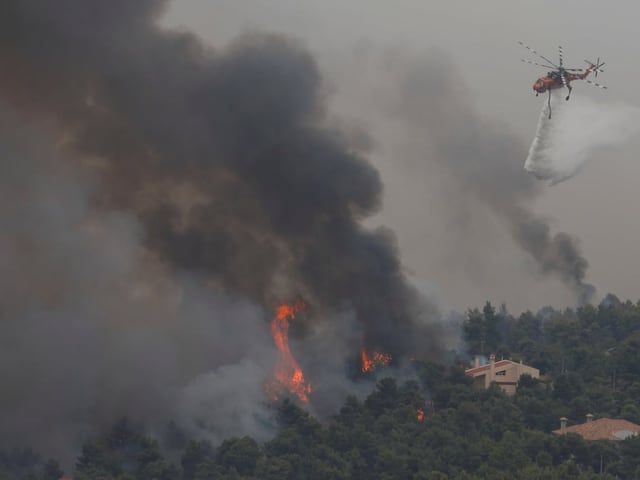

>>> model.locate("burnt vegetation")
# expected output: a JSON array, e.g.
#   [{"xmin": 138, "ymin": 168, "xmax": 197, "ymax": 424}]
[{"xmin": 5, "ymin": 295, "xmax": 640, "ymax": 479}]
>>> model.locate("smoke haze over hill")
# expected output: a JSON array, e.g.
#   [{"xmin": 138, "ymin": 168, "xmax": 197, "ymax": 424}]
[
  {"xmin": 0, "ymin": 0, "xmax": 445, "ymax": 462},
  {"xmin": 0, "ymin": 0, "xmax": 621, "ymax": 466}
]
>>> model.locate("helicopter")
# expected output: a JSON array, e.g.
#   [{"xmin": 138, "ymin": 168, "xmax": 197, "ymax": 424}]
[{"xmin": 519, "ymin": 41, "xmax": 607, "ymax": 118}]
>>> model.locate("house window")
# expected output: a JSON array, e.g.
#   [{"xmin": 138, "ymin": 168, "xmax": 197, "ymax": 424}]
[{"xmin": 496, "ymin": 370, "xmax": 506, "ymax": 376}]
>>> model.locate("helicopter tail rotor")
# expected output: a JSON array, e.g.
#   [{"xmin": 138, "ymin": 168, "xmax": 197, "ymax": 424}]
[{"xmin": 585, "ymin": 57, "xmax": 605, "ymax": 77}]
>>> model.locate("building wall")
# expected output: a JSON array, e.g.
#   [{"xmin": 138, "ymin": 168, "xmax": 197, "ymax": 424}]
[
  {"xmin": 495, "ymin": 362, "xmax": 539, "ymax": 384},
  {"xmin": 466, "ymin": 357, "xmax": 540, "ymax": 395}
]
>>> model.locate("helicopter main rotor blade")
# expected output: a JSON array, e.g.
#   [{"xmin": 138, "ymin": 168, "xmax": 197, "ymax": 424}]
[
  {"xmin": 521, "ymin": 59, "xmax": 555, "ymax": 69},
  {"xmin": 558, "ymin": 45, "xmax": 564, "ymax": 67},
  {"xmin": 584, "ymin": 79, "xmax": 608, "ymax": 89},
  {"xmin": 518, "ymin": 41, "xmax": 559, "ymax": 68}
]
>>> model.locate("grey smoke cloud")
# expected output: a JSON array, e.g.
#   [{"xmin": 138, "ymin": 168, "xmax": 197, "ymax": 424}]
[
  {"xmin": 0, "ymin": 0, "xmax": 443, "ymax": 357},
  {"xmin": 0, "ymin": 106, "xmax": 278, "ymax": 463},
  {"xmin": 0, "ymin": 0, "xmax": 601, "ymax": 466},
  {"xmin": 355, "ymin": 48, "xmax": 595, "ymax": 304},
  {"xmin": 0, "ymin": 0, "xmax": 447, "ymax": 464}
]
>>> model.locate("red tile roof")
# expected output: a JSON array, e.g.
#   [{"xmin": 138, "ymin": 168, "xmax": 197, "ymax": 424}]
[
  {"xmin": 552, "ymin": 418, "xmax": 640, "ymax": 441},
  {"xmin": 465, "ymin": 359, "xmax": 512, "ymax": 374}
]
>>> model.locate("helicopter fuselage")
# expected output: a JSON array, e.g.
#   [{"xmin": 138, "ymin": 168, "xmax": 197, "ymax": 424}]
[
  {"xmin": 533, "ymin": 76, "xmax": 560, "ymax": 93},
  {"xmin": 533, "ymin": 67, "xmax": 595, "ymax": 94}
]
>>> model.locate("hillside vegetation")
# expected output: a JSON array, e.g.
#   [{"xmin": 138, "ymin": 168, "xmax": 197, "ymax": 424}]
[{"xmin": 4, "ymin": 295, "xmax": 640, "ymax": 480}]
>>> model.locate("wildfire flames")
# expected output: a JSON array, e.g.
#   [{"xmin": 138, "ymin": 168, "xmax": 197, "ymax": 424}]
[
  {"xmin": 264, "ymin": 303, "xmax": 429, "ymax": 416},
  {"xmin": 266, "ymin": 301, "xmax": 312, "ymax": 403},
  {"xmin": 417, "ymin": 401, "xmax": 435, "ymax": 422},
  {"xmin": 361, "ymin": 347, "xmax": 392, "ymax": 372}
]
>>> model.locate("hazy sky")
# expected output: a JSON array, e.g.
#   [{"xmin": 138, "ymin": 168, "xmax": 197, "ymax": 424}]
[
  {"xmin": 163, "ymin": 0, "xmax": 640, "ymax": 312},
  {"xmin": 0, "ymin": 0, "xmax": 637, "ymax": 462}
]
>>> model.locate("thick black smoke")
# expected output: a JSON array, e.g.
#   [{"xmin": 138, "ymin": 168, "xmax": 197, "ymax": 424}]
[
  {"xmin": 0, "ymin": 0, "xmax": 446, "ymax": 461},
  {"xmin": 0, "ymin": 0, "xmax": 443, "ymax": 355}
]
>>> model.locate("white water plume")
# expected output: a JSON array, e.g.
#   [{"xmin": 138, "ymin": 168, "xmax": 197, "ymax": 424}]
[{"xmin": 525, "ymin": 90, "xmax": 640, "ymax": 185}]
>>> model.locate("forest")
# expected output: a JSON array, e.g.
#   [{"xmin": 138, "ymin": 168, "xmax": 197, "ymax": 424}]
[{"xmin": 3, "ymin": 293, "xmax": 640, "ymax": 480}]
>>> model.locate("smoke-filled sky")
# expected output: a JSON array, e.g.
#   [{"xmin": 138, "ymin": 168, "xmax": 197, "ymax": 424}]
[
  {"xmin": 0, "ymin": 0, "xmax": 448, "ymax": 463},
  {"xmin": 163, "ymin": 0, "xmax": 640, "ymax": 311},
  {"xmin": 1, "ymin": 0, "xmax": 639, "ymax": 467}
]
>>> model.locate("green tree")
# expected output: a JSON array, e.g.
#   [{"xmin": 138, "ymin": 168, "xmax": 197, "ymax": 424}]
[
  {"xmin": 75, "ymin": 442, "xmax": 121, "ymax": 478},
  {"xmin": 182, "ymin": 440, "xmax": 215, "ymax": 480},
  {"xmin": 217, "ymin": 437, "xmax": 261, "ymax": 476}
]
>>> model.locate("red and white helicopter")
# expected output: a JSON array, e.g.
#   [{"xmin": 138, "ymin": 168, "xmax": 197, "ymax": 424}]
[{"xmin": 519, "ymin": 41, "xmax": 606, "ymax": 117}]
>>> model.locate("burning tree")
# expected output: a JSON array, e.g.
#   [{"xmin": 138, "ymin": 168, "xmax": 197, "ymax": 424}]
[
  {"xmin": 266, "ymin": 301, "xmax": 312, "ymax": 403},
  {"xmin": 361, "ymin": 348, "xmax": 392, "ymax": 373}
]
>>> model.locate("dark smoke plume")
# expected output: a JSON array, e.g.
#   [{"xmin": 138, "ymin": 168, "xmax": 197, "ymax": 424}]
[
  {"xmin": 375, "ymin": 49, "xmax": 595, "ymax": 304},
  {"xmin": 0, "ymin": 104, "xmax": 280, "ymax": 462},
  {"xmin": 0, "ymin": 1, "xmax": 443, "ymax": 352},
  {"xmin": 0, "ymin": 0, "xmax": 444, "ymax": 462}
]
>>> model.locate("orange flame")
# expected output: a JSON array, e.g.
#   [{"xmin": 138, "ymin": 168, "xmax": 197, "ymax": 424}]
[
  {"xmin": 266, "ymin": 301, "xmax": 312, "ymax": 403},
  {"xmin": 361, "ymin": 347, "xmax": 392, "ymax": 372},
  {"xmin": 361, "ymin": 348, "xmax": 373, "ymax": 372},
  {"xmin": 418, "ymin": 401, "xmax": 436, "ymax": 422}
]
